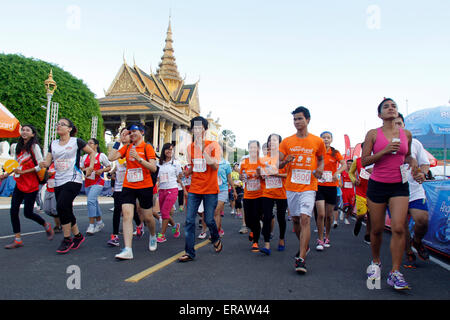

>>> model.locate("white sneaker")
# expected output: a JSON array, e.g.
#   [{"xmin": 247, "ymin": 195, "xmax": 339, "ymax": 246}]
[
  {"xmin": 316, "ymin": 240, "xmax": 324, "ymax": 251},
  {"xmin": 115, "ymin": 248, "xmax": 133, "ymax": 260},
  {"xmin": 94, "ymin": 221, "xmax": 105, "ymax": 233},
  {"xmin": 149, "ymin": 235, "xmax": 157, "ymax": 251},
  {"xmin": 86, "ymin": 224, "xmax": 95, "ymax": 235},
  {"xmin": 344, "ymin": 218, "xmax": 350, "ymax": 225},
  {"xmin": 198, "ymin": 232, "xmax": 207, "ymax": 239}
]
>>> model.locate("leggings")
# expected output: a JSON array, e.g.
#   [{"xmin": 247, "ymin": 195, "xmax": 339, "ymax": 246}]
[
  {"xmin": 112, "ymin": 191, "xmax": 141, "ymax": 235},
  {"xmin": 261, "ymin": 197, "xmax": 287, "ymax": 242},
  {"xmin": 178, "ymin": 189, "xmax": 184, "ymax": 206},
  {"xmin": 243, "ymin": 198, "xmax": 263, "ymax": 244},
  {"xmin": 10, "ymin": 186, "xmax": 45, "ymax": 234},
  {"xmin": 54, "ymin": 182, "xmax": 81, "ymax": 226}
]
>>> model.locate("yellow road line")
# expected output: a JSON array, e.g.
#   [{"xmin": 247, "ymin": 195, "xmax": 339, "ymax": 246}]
[{"xmin": 125, "ymin": 239, "xmax": 211, "ymax": 283}]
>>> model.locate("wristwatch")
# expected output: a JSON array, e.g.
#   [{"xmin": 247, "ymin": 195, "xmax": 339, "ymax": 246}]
[{"xmin": 138, "ymin": 158, "xmax": 143, "ymax": 164}]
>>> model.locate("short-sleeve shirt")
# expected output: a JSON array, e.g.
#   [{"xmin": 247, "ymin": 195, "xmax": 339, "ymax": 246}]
[
  {"xmin": 318, "ymin": 148, "xmax": 343, "ymax": 187},
  {"xmin": 157, "ymin": 159, "xmax": 182, "ymax": 190},
  {"xmin": 50, "ymin": 137, "xmax": 86, "ymax": 187},
  {"xmin": 187, "ymin": 140, "xmax": 221, "ymax": 194},
  {"xmin": 118, "ymin": 141, "xmax": 156, "ymax": 189},
  {"xmin": 260, "ymin": 155, "xmax": 286, "ymax": 199},
  {"xmin": 240, "ymin": 158, "xmax": 265, "ymax": 199},
  {"xmin": 408, "ymin": 138, "xmax": 430, "ymax": 202},
  {"xmin": 218, "ymin": 159, "xmax": 232, "ymax": 192},
  {"xmin": 279, "ymin": 133, "xmax": 326, "ymax": 193}
]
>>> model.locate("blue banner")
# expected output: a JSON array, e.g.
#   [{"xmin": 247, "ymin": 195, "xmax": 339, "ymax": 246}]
[{"xmin": 422, "ymin": 180, "xmax": 450, "ymax": 256}]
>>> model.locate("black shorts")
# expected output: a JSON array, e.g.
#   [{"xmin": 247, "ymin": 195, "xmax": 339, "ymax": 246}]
[
  {"xmin": 121, "ymin": 187, "xmax": 154, "ymax": 209},
  {"xmin": 316, "ymin": 186, "xmax": 337, "ymax": 205},
  {"xmin": 366, "ymin": 179, "xmax": 409, "ymax": 204}
]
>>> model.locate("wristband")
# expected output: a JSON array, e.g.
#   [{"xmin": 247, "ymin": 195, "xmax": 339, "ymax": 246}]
[{"xmin": 113, "ymin": 142, "xmax": 120, "ymax": 150}]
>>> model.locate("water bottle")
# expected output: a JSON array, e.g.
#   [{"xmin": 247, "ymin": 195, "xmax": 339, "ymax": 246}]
[
  {"xmin": 242, "ymin": 170, "xmax": 248, "ymax": 182},
  {"xmin": 130, "ymin": 145, "xmax": 136, "ymax": 161}
]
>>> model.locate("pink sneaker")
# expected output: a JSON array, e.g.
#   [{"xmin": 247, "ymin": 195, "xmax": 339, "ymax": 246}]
[
  {"xmin": 219, "ymin": 229, "xmax": 225, "ymax": 237},
  {"xmin": 157, "ymin": 233, "xmax": 167, "ymax": 243},
  {"xmin": 172, "ymin": 223, "xmax": 181, "ymax": 238},
  {"xmin": 323, "ymin": 238, "xmax": 331, "ymax": 248}
]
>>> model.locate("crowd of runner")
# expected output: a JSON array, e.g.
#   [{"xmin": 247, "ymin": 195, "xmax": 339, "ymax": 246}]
[{"xmin": 0, "ymin": 97, "xmax": 433, "ymax": 291}]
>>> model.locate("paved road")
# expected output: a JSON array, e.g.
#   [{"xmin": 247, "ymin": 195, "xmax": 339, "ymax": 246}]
[{"xmin": 0, "ymin": 201, "xmax": 449, "ymax": 300}]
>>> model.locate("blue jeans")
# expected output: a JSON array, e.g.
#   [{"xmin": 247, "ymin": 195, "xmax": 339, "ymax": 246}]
[
  {"xmin": 85, "ymin": 184, "xmax": 103, "ymax": 218},
  {"xmin": 185, "ymin": 193, "xmax": 219, "ymax": 258}
]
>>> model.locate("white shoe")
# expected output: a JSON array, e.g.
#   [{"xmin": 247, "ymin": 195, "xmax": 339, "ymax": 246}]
[
  {"xmin": 86, "ymin": 224, "xmax": 95, "ymax": 235},
  {"xmin": 316, "ymin": 240, "xmax": 324, "ymax": 251},
  {"xmin": 115, "ymin": 248, "xmax": 133, "ymax": 260},
  {"xmin": 198, "ymin": 232, "xmax": 207, "ymax": 239},
  {"xmin": 94, "ymin": 221, "xmax": 105, "ymax": 233},
  {"xmin": 344, "ymin": 218, "xmax": 350, "ymax": 225},
  {"xmin": 149, "ymin": 235, "xmax": 157, "ymax": 251}
]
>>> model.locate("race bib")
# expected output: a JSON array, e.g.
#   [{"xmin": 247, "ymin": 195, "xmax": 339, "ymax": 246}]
[
  {"xmin": 344, "ymin": 181, "xmax": 353, "ymax": 189},
  {"xmin": 400, "ymin": 164, "xmax": 409, "ymax": 184},
  {"xmin": 116, "ymin": 170, "xmax": 126, "ymax": 183},
  {"xmin": 359, "ymin": 168, "xmax": 371, "ymax": 180},
  {"xmin": 291, "ymin": 169, "xmax": 311, "ymax": 185},
  {"xmin": 47, "ymin": 179, "xmax": 55, "ymax": 189},
  {"xmin": 55, "ymin": 159, "xmax": 70, "ymax": 172},
  {"xmin": 247, "ymin": 179, "xmax": 261, "ymax": 191},
  {"xmin": 265, "ymin": 176, "xmax": 282, "ymax": 189},
  {"xmin": 160, "ymin": 172, "xmax": 169, "ymax": 183},
  {"xmin": 127, "ymin": 168, "xmax": 144, "ymax": 183},
  {"xmin": 193, "ymin": 158, "xmax": 206, "ymax": 173},
  {"xmin": 319, "ymin": 170, "xmax": 333, "ymax": 183}
]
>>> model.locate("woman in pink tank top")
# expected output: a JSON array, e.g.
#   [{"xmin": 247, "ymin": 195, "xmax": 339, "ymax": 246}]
[{"xmin": 361, "ymin": 98, "xmax": 418, "ymax": 290}]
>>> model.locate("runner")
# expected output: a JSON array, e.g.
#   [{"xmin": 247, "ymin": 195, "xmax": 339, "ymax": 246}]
[
  {"xmin": 348, "ymin": 144, "xmax": 372, "ymax": 244},
  {"xmin": 240, "ymin": 140, "xmax": 264, "ymax": 252},
  {"xmin": 232, "ymin": 164, "xmax": 246, "ymax": 233},
  {"xmin": 178, "ymin": 116, "xmax": 223, "ymax": 262},
  {"xmin": 109, "ymin": 123, "xmax": 158, "ymax": 260},
  {"xmin": 40, "ymin": 118, "xmax": 95, "ymax": 254},
  {"xmin": 315, "ymin": 131, "xmax": 345, "ymax": 250},
  {"xmin": 80, "ymin": 138, "xmax": 111, "ymax": 235},
  {"xmin": 156, "ymin": 142, "xmax": 184, "ymax": 243},
  {"xmin": 2, "ymin": 124, "xmax": 54, "ymax": 249},
  {"xmin": 341, "ymin": 159, "xmax": 355, "ymax": 225},
  {"xmin": 279, "ymin": 106, "xmax": 326, "ymax": 274},
  {"xmin": 394, "ymin": 113, "xmax": 431, "ymax": 268},
  {"xmin": 362, "ymin": 98, "xmax": 418, "ymax": 290},
  {"xmin": 260, "ymin": 133, "xmax": 288, "ymax": 255}
]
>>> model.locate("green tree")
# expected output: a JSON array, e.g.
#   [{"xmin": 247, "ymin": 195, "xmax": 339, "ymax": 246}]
[{"xmin": 0, "ymin": 54, "xmax": 105, "ymax": 151}]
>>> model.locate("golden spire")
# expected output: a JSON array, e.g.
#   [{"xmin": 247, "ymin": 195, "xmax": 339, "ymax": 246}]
[{"xmin": 157, "ymin": 17, "xmax": 181, "ymax": 82}]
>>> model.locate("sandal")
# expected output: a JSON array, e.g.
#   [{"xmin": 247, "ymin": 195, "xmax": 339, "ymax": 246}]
[
  {"xmin": 178, "ymin": 254, "xmax": 193, "ymax": 262},
  {"xmin": 213, "ymin": 239, "xmax": 223, "ymax": 253}
]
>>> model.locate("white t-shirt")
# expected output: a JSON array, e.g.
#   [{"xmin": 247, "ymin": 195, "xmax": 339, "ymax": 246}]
[
  {"xmin": 50, "ymin": 137, "xmax": 86, "ymax": 187},
  {"xmin": 408, "ymin": 138, "xmax": 430, "ymax": 202},
  {"xmin": 157, "ymin": 159, "xmax": 182, "ymax": 190},
  {"xmin": 113, "ymin": 160, "xmax": 127, "ymax": 192}
]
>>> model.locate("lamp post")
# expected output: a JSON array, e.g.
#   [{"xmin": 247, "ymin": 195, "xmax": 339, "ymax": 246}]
[{"xmin": 43, "ymin": 69, "xmax": 57, "ymax": 156}]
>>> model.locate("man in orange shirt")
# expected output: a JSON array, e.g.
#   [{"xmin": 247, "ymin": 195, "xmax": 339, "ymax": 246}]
[
  {"xmin": 178, "ymin": 116, "xmax": 223, "ymax": 262},
  {"xmin": 108, "ymin": 123, "xmax": 157, "ymax": 260},
  {"xmin": 279, "ymin": 106, "xmax": 325, "ymax": 274}
]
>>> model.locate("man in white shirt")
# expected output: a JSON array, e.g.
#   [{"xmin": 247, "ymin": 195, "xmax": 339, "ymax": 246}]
[{"xmin": 395, "ymin": 114, "xmax": 430, "ymax": 267}]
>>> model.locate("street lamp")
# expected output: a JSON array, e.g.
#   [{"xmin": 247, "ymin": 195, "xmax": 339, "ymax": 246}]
[{"xmin": 43, "ymin": 69, "xmax": 57, "ymax": 156}]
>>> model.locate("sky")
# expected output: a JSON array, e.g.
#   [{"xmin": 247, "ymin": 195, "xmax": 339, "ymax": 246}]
[{"xmin": 1, "ymin": 0, "xmax": 449, "ymax": 152}]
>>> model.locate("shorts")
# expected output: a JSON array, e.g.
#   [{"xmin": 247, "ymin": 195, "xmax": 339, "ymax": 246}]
[
  {"xmin": 121, "ymin": 186, "xmax": 154, "ymax": 210},
  {"xmin": 286, "ymin": 190, "xmax": 316, "ymax": 217},
  {"xmin": 409, "ymin": 198, "xmax": 428, "ymax": 211},
  {"xmin": 316, "ymin": 186, "xmax": 337, "ymax": 205},
  {"xmin": 342, "ymin": 188, "xmax": 355, "ymax": 207},
  {"xmin": 159, "ymin": 188, "xmax": 178, "ymax": 219},
  {"xmin": 228, "ymin": 189, "xmax": 235, "ymax": 201},
  {"xmin": 366, "ymin": 179, "xmax": 409, "ymax": 204},
  {"xmin": 355, "ymin": 195, "xmax": 368, "ymax": 217},
  {"xmin": 218, "ymin": 189, "xmax": 229, "ymax": 203}
]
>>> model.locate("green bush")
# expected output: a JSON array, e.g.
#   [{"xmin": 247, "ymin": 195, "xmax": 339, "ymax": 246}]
[{"xmin": 0, "ymin": 53, "xmax": 105, "ymax": 152}]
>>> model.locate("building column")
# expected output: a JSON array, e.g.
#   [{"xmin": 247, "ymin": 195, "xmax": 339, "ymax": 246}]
[
  {"xmin": 152, "ymin": 115, "xmax": 160, "ymax": 150},
  {"xmin": 165, "ymin": 120, "xmax": 173, "ymax": 144},
  {"xmin": 159, "ymin": 118, "xmax": 166, "ymax": 150},
  {"xmin": 174, "ymin": 124, "xmax": 181, "ymax": 158}
]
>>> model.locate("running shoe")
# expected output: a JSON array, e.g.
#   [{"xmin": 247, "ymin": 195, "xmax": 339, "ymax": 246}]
[
  {"xmin": 259, "ymin": 247, "xmax": 271, "ymax": 255},
  {"xmin": 220, "ymin": 211, "xmax": 224, "ymax": 217},
  {"xmin": 249, "ymin": 232, "xmax": 254, "ymax": 242},
  {"xmin": 354, "ymin": 219, "xmax": 362, "ymax": 236},
  {"xmin": 56, "ymin": 238, "xmax": 74, "ymax": 254},
  {"xmin": 219, "ymin": 228, "xmax": 225, "ymax": 237},
  {"xmin": 316, "ymin": 239, "xmax": 324, "ymax": 251},
  {"xmin": 198, "ymin": 232, "xmax": 207, "ymax": 239},
  {"xmin": 344, "ymin": 218, "xmax": 350, "ymax": 225},
  {"xmin": 134, "ymin": 223, "xmax": 144, "ymax": 238},
  {"xmin": 94, "ymin": 221, "xmax": 105, "ymax": 233},
  {"xmin": 333, "ymin": 221, "xmax": 338, "ymax": 229},
  {"xmin": 323, "ymin": 238, "xmax": 331, "ymax": 248},
  {"xmin": 107, "ymin": 234, "xmax": 120, "ymax": 247},
  {"xmin": 86, "ymin": 224, "xmax": 95, "ymax": 235},
  {"xmin": 295, "ymin": 258, "xmax": 307, "ymax": 274},
  {"xmin": 367, "ymin": 261, "xmax": 381, "ymax": 281},
  {"xmin": 411, "ymin": 239, "xmax": 430, "ymax": 261},
  {"xmin": 4, "ymin": 240, "xmax": 24, "ymax": 249},
  {"xmin": 172, "ymin": 223, "xmax": 181, "ymax": 238},
  {"xmin": 251, "ymin": 243, "xmax": 259, "ymax": 252},
  {"xmin": 149, "ymin": 235, "xmax": 157, "ymax": 251},
  {"xmin": 387, "ymin": 270, "xmax": 410, "ymax": 290},
  {"xmin": 53, "ymin": 225, "xmax": 62, "ymax": 233},
  {"xmin": 44, "ymin": 222, "xmax": 54, "ymax": 240},
  {"xmin": 115, "ymin": 247, "xmax": 133, "ymax": 260},
  {"xmin": 179, "ymin": 206, "xmax": 184, "ymax": 212},
  {"xmin": 239, "ymin": 226, "xmax": 248, "ymax": 234},
  {"xmin": 403, "ymin": 252, "xmax": 417, "ymax": 269},
  {"xmin": 157, "ymin": 233, "xmax": 167, "ymax": 243},
  {"xmin": 364, "ymin": 234, "xmax": 371, "ymax": 245},
  {"xmin": 339, "ymin": 211, "xmax": 344, "ymax": 221},
  {"xmin": 72, "ymin": 233, "xmax": 85, "ymax": 250}
]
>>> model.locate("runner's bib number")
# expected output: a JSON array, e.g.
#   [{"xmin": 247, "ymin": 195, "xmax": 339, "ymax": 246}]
[
  {"xmin": 265, "ymin": 176, "xmax": 282, "ymax": 189},
  {"xmin": 127, "ymin": 168, "xmax": 144, "ymax": 183},
  {"xmin": 359, "ymin": 169, "xmax": 370, "ymax": 180},
  {"xmin": 47, "ymin": 179, "xmax": 55, "ymax": 189},
  {"xmin": 193, "ymin": 159, "xmax": 206, "ymax": 173},
  {"xmin": 400, "ymin": 164, "xmax": 409, "ymax": 184},
  {"xmin": 160, "ymin": 172, "xmax": 169, "ymax": 183},
  {"xmin": 247, "ymin": 179, "xmax": 261, "ymax": 191},
  {"xmin": 55, "ymin": 159, "xmax": 71, "ymax": 172},
  {"xmin": 319, "ymin": 171, "xmax": 333, "ymax": 183},
  {"xmin": 344, "ymin": 181, "xmax": 353, "ymax": 189},
  {"xmin": 291, "ymin": 169, "xmax": 311, "ymax": 185}
]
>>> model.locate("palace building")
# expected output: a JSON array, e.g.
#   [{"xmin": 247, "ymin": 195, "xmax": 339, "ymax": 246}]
[{"xmin": 98, "ymin": 20, "xmax": 219, "ymax": 161}]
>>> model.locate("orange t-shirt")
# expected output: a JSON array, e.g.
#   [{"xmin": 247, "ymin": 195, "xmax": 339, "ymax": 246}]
[
  {"xmin": 260, "ymin": 155, "xmax": 286, "ymax": 199},
  {"xmin": 279, "ymin": 133, "xmax": 326, "ymax": 193},
  {"xmin": 118, "ymin": 141, "xmax": 156, "ymax": 189},
  {"xmin": 240, "ymin": 157, "xmax": 265, "ymax": 199},
  {"xmin": 318, "ymin": 148, "xmax": 343, "ymax": 187},
  {"xmin": 187, "ymin": 140, "xmax": 221, "ymax": 194}
]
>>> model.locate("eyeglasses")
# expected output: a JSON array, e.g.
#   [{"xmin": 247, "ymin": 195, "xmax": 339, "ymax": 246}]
[{"xmin": 56, "ymin": 122, "xmax": 69, "ymax": 127}]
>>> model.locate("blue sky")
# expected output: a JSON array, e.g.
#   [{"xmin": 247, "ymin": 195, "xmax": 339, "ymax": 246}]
[{"xmin": 1, "ymin": 0, "xmax": 449, "ymax": 151}]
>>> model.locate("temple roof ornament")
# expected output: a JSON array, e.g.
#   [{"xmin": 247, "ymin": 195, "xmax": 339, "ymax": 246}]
[{"xmin": 156, "ymin": 18, "xmax": 182, "ymax": 83}]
